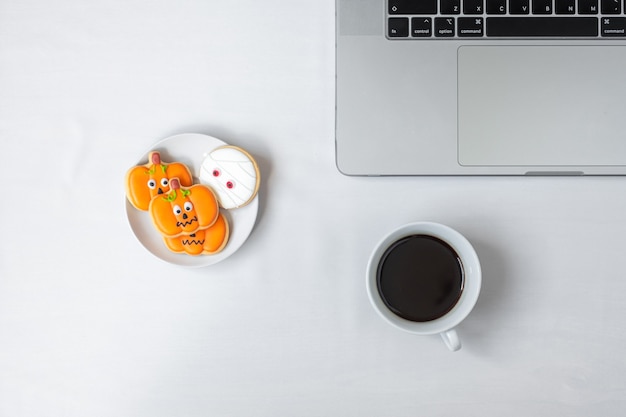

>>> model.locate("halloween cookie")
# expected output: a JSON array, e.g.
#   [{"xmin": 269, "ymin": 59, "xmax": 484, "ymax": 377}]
[
  {"xmin": 125, "ymin": 151, "xmax": 193, "ymax": 211},
  {"xmin": 198, "ymin": 145, "xmax": 260, "ymax": 209},
  {"xmin": 163, "ymin": 212, "xmax": 229, "ymax": 255},
  {"xmin": 148, "ymin": 177, "xmax": 220, "ymax": 238}
]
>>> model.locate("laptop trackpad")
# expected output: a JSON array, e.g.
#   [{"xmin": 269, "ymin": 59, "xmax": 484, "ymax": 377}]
[{"xmin": 458, "ymin": 46, "xmax": 626, "ymax": 167}]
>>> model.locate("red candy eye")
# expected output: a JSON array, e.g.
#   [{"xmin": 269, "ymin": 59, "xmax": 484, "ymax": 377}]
[
  {"xmin": 212, "ymin": 169, "xmax": 220, "ymax": 177},
  {"xmin": 226, "ymin": 181, "xmax": 234, "ymax": 189}
]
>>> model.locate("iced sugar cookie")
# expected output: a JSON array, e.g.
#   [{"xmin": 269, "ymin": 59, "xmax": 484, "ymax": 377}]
[
  {"xmin": 149, "ymin": 177, "xmax": 219, "ymax": 238},
  {"xmin": 163, "ymin": 212, "xmax": 230, "ymax": 255},
  {"xmin": 198, "ymin": 145, "xmax": 260, "ymax": 209},
  {"xmin": 126, "ymin": 151, "xmax": 193, "ymax": 211}
]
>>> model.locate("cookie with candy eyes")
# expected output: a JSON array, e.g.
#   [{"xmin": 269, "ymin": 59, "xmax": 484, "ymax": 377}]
[
  {"xmin": 148, "ymin": 177, "xmax": 220, "ymax": 238},
  {"xmin": 125, "ymin": 151, "xmax": 193, "ymax": 211},
  {"xmin": 198, "ymin": 145, "xmax": 260, "ymax": 209}
]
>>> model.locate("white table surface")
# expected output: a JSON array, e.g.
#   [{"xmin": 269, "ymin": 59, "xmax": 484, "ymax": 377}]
[{"xmin": 1, "ymin": 1, "xmax": 626, "ymax": 416}]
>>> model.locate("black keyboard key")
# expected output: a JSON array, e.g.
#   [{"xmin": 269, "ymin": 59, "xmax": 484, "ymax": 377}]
[
  {"xmin": 533, "ymin": 0, "xmax": 553, "ymax": 14},
  {"xmin": 412, "ymin": 17, "xmax": 432, "ymax": 37},
  {"xmin": 464, "ymin": 0, "xmax": 484, "ymax": 14},
  {"xmin": 601, "ymin": 17, "xmax": 626, "ymax": 36},
  {"xmin": 601, "ymin": 0, "xmax": 622, "ymax": 13},
  {"xmin": 458, "ymin": 17, "xmax": 484, "ymax": 36},
  {"xmin": 486, "ymin": 17, "xmax": 598, "ymax": 36},
  {"xmin": 389, "ymin": 0, "xmax": 437, "ymax": 14},
  {"xmin": 389, "ymin": 18, "xmax": 409, "ymax": 37},
  {"xmin": 510, "ymin": 0, "xmax": 531, "ymax": 13},
  {"xmin": 555, "ymin": 0, "xmax": 576, "ymax": 13},
  {"xmin": 440, "ymin": 0, "xmax": 461, "ymax": 14},
  {"xmin": 487, "ymin": 0, "xmax": 507, "ymax": 13},
  {"xmin": 578, "ymin": 0, "xmax": 599, "ymax": 13},
  {"xmin": 434, "ymin": 17, "xmax": 456, "ymax": 37}
]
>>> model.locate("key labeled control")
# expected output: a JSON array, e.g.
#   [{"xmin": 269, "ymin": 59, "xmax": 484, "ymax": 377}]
[{"xmin": 412, "ymin": 18, "xmax": 433, "ymax": 37}]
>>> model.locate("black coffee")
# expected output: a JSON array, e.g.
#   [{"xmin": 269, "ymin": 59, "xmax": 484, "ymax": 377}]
[{"xmin": 376, "ymin": 235, "xmax": 464, "ymax": 322}]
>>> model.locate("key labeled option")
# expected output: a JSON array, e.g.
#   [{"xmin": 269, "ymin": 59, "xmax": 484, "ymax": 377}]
[{"xmin": 435, "ymin": 17, "xmax": 456, "ymax": 37}]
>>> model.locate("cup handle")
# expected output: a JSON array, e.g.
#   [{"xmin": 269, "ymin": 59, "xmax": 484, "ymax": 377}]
[{"xmin": 440, "ymin": 329, "xmax": 461, "ymax": 351}]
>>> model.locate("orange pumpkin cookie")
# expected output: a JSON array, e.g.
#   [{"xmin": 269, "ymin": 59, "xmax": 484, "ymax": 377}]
[
  {"xmin": 126, "ymin": 151, "xmax": 193, "ymax": 211},
  {"xmin": 149, "ymin": 177, "xmax": 219, "ymax": 238},
  {"xmin": 163, "ymin": 212, "xmax": 229, "ymax": 255}
]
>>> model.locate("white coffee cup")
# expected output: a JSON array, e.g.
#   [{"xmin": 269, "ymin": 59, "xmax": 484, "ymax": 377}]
[{"xmin": 366, "ymin": 222, "xmax": 481, "ymax": 351}]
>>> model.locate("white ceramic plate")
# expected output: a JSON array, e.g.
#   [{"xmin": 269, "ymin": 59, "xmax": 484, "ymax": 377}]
[{"xmin": 125, "ymin": 133, "xmax": 259, "ymax": 267}]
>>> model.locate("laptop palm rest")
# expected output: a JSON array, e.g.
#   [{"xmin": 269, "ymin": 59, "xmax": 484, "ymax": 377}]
[{"xmin": 458, "ymin": 46, "xmax": 626, "ymax": 168}]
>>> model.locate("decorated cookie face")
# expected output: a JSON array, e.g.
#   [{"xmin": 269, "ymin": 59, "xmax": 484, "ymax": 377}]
[
  {"xmin": 199, "ymin": 145, "xmax": 260, "ymax": 209},
  {"xmin": 125, "ymin": 151, "xmax": 193, "ymax": 211},
  {"xmin": 163, "ymin": 213, "xmax": 229, "ymax": 255},
  {"xmin": 149, "ymin": 177, "xmax": 219, "ymax": 237}
]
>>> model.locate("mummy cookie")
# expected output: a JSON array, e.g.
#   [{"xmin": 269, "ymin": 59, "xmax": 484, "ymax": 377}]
[
  {"xmin": 125, "ymin": 151, "xmax": 193, "ymax": 211},
  {"xmin": 198, "ymin": 145, "xmax": 260, "ymax": 209},
  {"xmin": 148, "ymin": 177, "xmax": 220, "ymax": 238},
  {"xmin": 163, "ymin": 213, "xmax": 229, "ymax": 255}
]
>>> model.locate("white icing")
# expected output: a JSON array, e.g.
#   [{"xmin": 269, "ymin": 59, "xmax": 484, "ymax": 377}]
[{"xmin": 199, "ymin": 146, "xmax": 259, "ymax": 209}]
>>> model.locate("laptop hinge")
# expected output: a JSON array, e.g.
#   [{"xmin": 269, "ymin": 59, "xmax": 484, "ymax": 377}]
[{"xmin": 524, "ymin": 171, "xmax": 584, "ymax": 176}]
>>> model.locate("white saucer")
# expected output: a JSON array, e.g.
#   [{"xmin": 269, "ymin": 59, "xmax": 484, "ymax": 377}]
[{"xmin": 125, "ymin": 133, "xmax": 259, "ymax": 267}]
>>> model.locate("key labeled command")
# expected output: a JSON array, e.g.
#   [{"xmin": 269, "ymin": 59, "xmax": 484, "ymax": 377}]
[
  {"xmin": 458, "ymin": 17, "xmax": 484, "ymax": 36},
  {"xmin": 602, "ymin": 17, "xmax": 626, "ymax": 36}
]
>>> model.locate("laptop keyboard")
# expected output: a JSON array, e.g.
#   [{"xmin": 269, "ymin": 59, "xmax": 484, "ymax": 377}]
[{"xmin": 388, "ymin": 0, "xmax": 626, "ymax": 38}]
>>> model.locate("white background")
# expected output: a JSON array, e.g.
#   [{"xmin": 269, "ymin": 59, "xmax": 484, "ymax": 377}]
[{"xmin": 1, "ymin": 1, "xmax": 626, "ymax": 416}]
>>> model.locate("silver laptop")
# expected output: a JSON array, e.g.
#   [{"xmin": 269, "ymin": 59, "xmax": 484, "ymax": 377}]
[{"xmin": 335, "ymin": 0, "xmax": 626, "ymax": 175}]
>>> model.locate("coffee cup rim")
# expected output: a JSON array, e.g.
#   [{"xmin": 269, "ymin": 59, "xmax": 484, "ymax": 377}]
[{"xmin": 366, "ymin": 222, "xmax": 482, "ymax": 335}]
